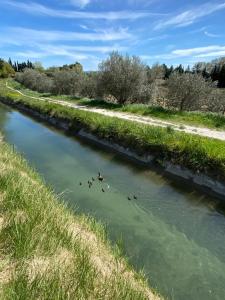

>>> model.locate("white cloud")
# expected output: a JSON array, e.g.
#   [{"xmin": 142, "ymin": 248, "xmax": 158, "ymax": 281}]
[
  {"xmin": 40, "ymin": 44, "xmax": 127, "ymax": 54},
  {"xmin": 141, "ymin": 45, "xmax": 225, "ymax": 62},
  {"xmin": 1, "ymin": 0, "xmax": 163, "ymax": 20},
  {"xmin": 172, "ymin": 45, "xmax": 225, "ymax": 57},
  {"xmin": 70, "ymin": 0, "xmax": 90, "ymax": 8},
  {"xmin": 147, "ymin": 34, "xmax": 168, "ymax": 41},
  {"xmin": 195, "ymin": 50, "xmax": 225, "ymax": 58},
  {"xmin": 80, "ymin": 24, "xmax": 89, "ymax": 30},
  {"xmin": 6, "ymin": 27, "xmax": 132, "ymax": 42},
  {"xmin": 155, "ymin": 2, "xmax": 225, "ymax": 30},
  {"xmin": 204, "ymin": 31, "xmax": 221, "ymax": 38}
]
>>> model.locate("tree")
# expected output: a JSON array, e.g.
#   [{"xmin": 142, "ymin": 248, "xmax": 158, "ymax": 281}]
[
  {"xmin": 15, "ymin": 69, "xmax": 53, "ymax": 93},
  {"xmin": 52, "ymin": 70, "xmax": 84, "ymax": 95},
  {"xmin": 80, "ymin": 72, "xmax": 98, "ymax": 98},
  {"xmin": 218, "ymin": 64, "xmax": 225, "ymax": 88},
  {"xmin": 0, "ymin": 59, "xmax": 15, "ymax": 78},
  {"xmin": 206, "ymin": 89, "xmax": 225, "ymax": 114},
  {"xmin": 98, "ymin": 52, "xmax": 149, "ymax": 104},
  {"xmin": 33, "ymin": 62, "xmax": 44, "ymax": 72},
  {"xmin": 146, "ymin": 63, "xmax": 166, "ymax": 83},
  {"xmin": 167, "ymin": 72, "xmax": 213, "ymax": 111},
  {"xmin": 174, "ymin": 64, "xmax": 184, "ymax": 74}
]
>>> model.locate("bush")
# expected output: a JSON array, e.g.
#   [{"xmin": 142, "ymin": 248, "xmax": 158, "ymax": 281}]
[
  {"xmin": 98, "ymin": 52, "xmax": 150, "ymax": 104},
  {"xmin": 0, "ymin": 59, "xmax": 15, "ymax": 78},
  {"xmin": 52, "ymin": 70, "xmax": 84, "ymax": 96},
  {"xmin": 167, "ymin": 72, "xmax": 213, "ymax": 111},
  {"xmin": 15, "ymin": 69, "xmax": 53, "ymax": 93}
]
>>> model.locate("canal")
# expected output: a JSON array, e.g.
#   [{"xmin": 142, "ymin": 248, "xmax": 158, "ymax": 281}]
[{"xmin": 0, "ymin": 103, "xmax": 225, "ymax": 300}]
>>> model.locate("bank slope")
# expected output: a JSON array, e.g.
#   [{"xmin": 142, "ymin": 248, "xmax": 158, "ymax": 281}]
[
  {"xmin": 0, "ymin": 79, "xmax": 225, "ymax": 183},
  {"xmin": 0, "ymin": 139, "xmax": 159, "ymax": 299}
]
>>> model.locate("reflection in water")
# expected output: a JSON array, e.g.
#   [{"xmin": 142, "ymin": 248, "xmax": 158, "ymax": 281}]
[{"xmin": 0, "ymin": 103, "xmax": 225, "ymax": 300}]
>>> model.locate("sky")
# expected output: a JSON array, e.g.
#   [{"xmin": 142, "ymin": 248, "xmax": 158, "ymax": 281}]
[{"xmin": 0, "ymin": 0, "xmax": 225, "ymax": 70}]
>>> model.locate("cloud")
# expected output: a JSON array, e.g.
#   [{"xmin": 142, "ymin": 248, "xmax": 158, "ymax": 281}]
[
  {"xmin": 70, "ymin": 0, "xmax": 90, "ymax": 8},
  {"xmin": 172, "ymin": 45, "xmax": 225, "ymax": 57},
  {"xmin": 148, "ymin": 34, "xmax": 168, "ymax": 41},
  {"xmin": 1, "ymin": 0, "xmax": 163, "ymax": 20},
  {"xmin": 155, "ymin": 2, "xmax": 225, "ymax": 30},
  {"xmin": 204, "ymin": 31, "xmax": 221, "ymax": 38},
  {"xmin": 40, "ymin": 44, "xmax": 127, "ymax": 54},
  {"xmin": 5, "ymin": 27, "xmax": 132, "ymax": 42},
  {"xmin": 141, "ymin": 45, "xmax": 225, "ymax": 62},
  {"xmin": 14, "ymin": 50, "xmax": 92, "ymax": 60}
]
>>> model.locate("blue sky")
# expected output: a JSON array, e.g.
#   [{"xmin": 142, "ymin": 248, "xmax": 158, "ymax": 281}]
[{"xmin": 0, "ymin": 0, "xmax": 225, "ymax": 70}]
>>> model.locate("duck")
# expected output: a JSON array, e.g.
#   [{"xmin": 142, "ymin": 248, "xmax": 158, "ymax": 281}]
[
  {"xmin": 127, "ymin": 196, "xmax": 131, "ymax": 201},
  {"xmin": 79, "ymin": 182, "xmax": 82, "ymax": 186},
  {"xmin": 98, "ymin": 172, "xmax": 104, "ymax": 182},
  {"xmin": 92, "ymin": 177, "xmax": 95, "ymax": 182},
  {"xmin": 133, "ymin": 195, "xmax": 137, "ymax": 200},
  {"xmin": 102, "ymin": 188, "xmax": 105, "ymax": 193}
]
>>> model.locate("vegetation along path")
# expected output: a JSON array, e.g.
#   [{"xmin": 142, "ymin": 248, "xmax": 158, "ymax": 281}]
[{"xmin": 6, "ymin": 81, "xmax": 225, "ymax": 142}]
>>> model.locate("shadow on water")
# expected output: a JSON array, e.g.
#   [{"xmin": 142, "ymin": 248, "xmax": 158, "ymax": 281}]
[{"xmin": 1, "ymin": 102, "xmax": 225, "ymax": 300}]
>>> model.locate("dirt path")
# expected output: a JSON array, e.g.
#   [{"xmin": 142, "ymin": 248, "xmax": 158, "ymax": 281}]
[{"xmin": 6, "ymin": 82, "xmax": 225, "ymax": 141}]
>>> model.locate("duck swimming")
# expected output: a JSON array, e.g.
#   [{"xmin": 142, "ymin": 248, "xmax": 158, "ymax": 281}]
[{"xmin": 98, "ymin": 172, "xmax": 104, "ymax": 182}]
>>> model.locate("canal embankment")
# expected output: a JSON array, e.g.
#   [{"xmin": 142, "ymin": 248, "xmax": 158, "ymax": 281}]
[
  {"xmin": 0, "ymin": 137, "xmax": 159, "ymax": 299},
  {"xmin": 0, "ymin": 80, "xmax": 225, "ymax": 199}
]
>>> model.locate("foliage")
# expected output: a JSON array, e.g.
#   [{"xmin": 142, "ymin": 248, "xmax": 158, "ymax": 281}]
[
  {"xmin": 98, "ymin": 52, "xmax": 150, "ymax": 104},
  {"xmin": 0, "ymin": 59, "xmax": 15, "ymax": 78},
  {"xmin": 15, "ymin": 69, "xmax": 53, "ymax": 93},
  {"xmin": 8, "ymin": 58, "xmax": 33, "ymax": 72},
  {"xmin": 52, "ymin": 70, "xmax": 84, "ymax": 96},
  {"xmin": 167, "ymin": 72, "xmax": 214, "ymax": 111},
  {"xmin": 12, "ymin": 53, "xmax": 225, "ymax": 113}
]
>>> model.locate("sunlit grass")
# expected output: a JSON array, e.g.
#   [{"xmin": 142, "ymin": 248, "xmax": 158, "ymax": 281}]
[{"xmin": 9, "ymin": 79, "xmax": 225, "ymax": 130}]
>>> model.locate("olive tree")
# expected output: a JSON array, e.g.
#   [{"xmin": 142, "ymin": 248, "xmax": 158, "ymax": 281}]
[
  {"xmin": 52, "ymin": 71, "xmax": 84, "ymax": 95},
  {"xmin": 206, "ymin": 90, "xmax": 225, "ymax": 114},
  {"xmin": 167, "ymin": 72, "xmax": 213, "ymax": 111},
  {"xmin": 80, "ymin": 72, "xmax": 98, "ymax": 98},
  {"xmin": 15, "ymin": 69, "xmax": 53, "ymax": 93},
  {"xmin": 98, "ymin": 52, "xmax": 150, "ymax": 104}
]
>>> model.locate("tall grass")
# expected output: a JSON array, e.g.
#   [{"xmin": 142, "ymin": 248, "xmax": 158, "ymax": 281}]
[
  {"xmin": 0, "ymin": 141, "xmax": 158, "ymax": 299},
  {"xmin": 1, "ymin": 79, "xmax": 225, "ymax": 179},
  {"xmin": 9, "ymin": 79, "xmax": 225, "ymax": 130}
]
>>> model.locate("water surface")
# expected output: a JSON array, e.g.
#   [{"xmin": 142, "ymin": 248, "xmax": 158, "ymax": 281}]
[{"xmin": 0, "ymin": 103, "xmax": 225, "ymax": 300}]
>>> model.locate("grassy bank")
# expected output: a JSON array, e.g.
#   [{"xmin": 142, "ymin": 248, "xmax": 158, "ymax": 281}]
[
  {"xmin": 0, "ymin": 138, "xmax": 159, "ymax": 299},
  {"xmin": 9, "ymin": 79, "xmax": 225, "ymax": 130},
  {"xmin": 1, "ymin": 79, "xmax": 225, "ymax": 180}
]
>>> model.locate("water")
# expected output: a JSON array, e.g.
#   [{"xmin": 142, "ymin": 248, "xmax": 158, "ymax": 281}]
[{"xmin": 0, "ymin": 103, "xmax": 225, "ymax": 300}]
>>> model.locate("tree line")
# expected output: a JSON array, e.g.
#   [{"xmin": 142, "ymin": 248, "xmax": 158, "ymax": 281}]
[{"xmin": 1, "ymin": 53, "xmax": 225, "ymax": 113}]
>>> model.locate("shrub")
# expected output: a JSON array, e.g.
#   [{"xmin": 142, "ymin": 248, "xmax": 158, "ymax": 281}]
[
  {"xmin": 98, "ymin": 52, "xmax": 150, "ymax": 104},
  {"xmin": 167, "ymin": 72, "xmax": 214, "ymax": 111}
]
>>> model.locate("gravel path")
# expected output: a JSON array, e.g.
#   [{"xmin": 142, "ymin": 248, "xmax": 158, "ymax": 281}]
[{"xmin": 6, "ymin": 82, "xmax": 225, "ymax": 142}]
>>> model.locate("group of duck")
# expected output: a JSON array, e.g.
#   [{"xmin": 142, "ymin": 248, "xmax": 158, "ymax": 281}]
[{"xmin": 79, "ymin": 172, "xmax": 137, "ymax": 201}]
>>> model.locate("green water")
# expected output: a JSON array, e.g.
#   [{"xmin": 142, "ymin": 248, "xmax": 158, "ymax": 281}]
[{"xmin": 0, "ymin": 103, "xmax": 225, "ymax": 300}]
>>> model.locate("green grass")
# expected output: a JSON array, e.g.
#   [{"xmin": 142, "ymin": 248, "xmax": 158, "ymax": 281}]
[
  {"xmin": 9, "ymin": 79, "xmax": 225, "ymax": 130},
  {"xmin": 0, "ymin": 139, "xmax": 158, "ymax": 300},
  {"xmin": 1, "ymin": 79, "xmax": 225, "ymax": 180}
]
